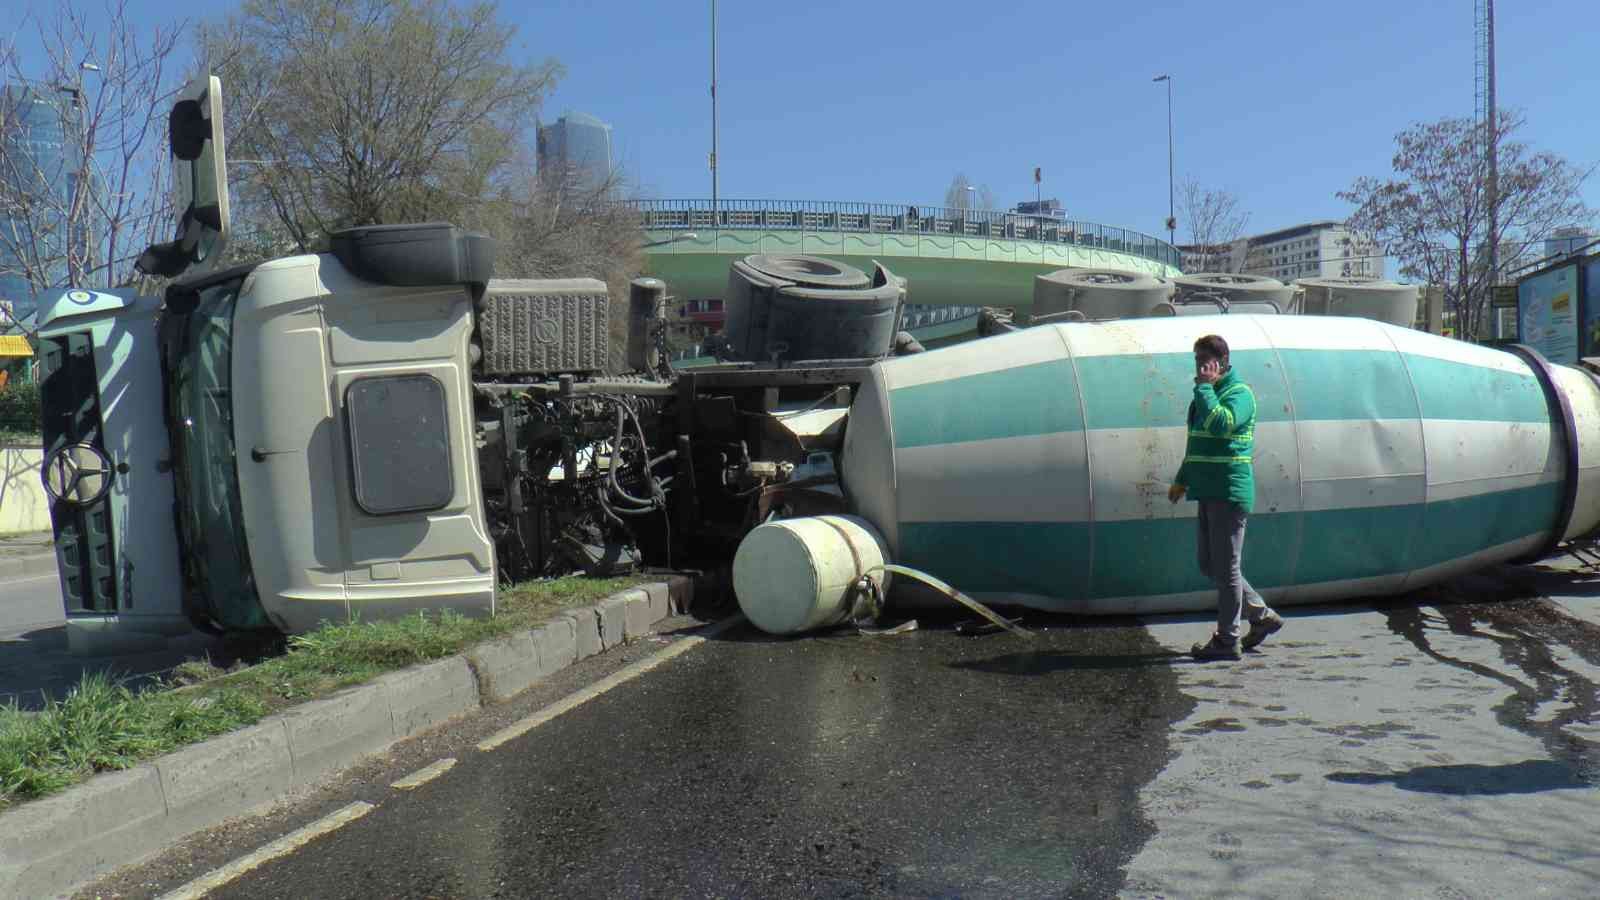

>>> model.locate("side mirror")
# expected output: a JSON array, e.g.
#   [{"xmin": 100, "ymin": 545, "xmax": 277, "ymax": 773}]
[
  {"xmin": 169, "ymin": 99, "xmax": 209, "ymax": 162},
  {"xmin": 137, "ymin": 75, "xmax": 230, "ymax": 279}
]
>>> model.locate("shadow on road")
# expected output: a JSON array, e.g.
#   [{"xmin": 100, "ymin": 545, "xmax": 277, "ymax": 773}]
[
  {"xmin": 0, "ymin": 624, "xmax": 227, "ymax": 712},
  {"xmin": 1327, "ymin": 758, "xmax": 1595, "ymax": 795}
]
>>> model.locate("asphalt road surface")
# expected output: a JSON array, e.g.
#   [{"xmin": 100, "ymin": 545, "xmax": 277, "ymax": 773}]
[
  {"xmin": 0, "ymin": 570, "xmax": 63, "ymax": 634},
  {"xmin": 78, "ymin": 565, "xmax": 1600, "ymax": 899},
  {"xmin": 1, "ymin": 567, "xmax": 228, "ymax": 711}
]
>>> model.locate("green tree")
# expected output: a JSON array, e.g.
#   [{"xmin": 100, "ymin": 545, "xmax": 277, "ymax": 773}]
[{"xmin": 198, "ymin": 0, "xmax": 561, "ymax": 250}]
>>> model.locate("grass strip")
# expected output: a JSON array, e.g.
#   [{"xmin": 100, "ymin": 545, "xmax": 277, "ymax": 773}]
[{"xmin": 0, "ymin": 575, "xmax": 647, "ymax": 811}]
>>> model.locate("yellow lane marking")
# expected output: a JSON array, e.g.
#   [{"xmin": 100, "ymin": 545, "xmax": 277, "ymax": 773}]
[
  {"xmin": 391, "ymin": 757, "xmax": 457, "ymax": 790},
  {"xmin": 477, "ymin": 616, "xmax": 743, "ymax": 752},
  {"xmin": 156, "ymin": 801, "xmax": 376, "ymax": 900}
]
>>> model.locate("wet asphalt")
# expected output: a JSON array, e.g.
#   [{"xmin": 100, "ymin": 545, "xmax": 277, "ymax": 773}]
[
  {"xmin": 75, "ymin": 563, "xmax": 1600, "ymax": 900},
  {"xmin": 196, "ymin": 617, "xmax": 1191, "ymax": 900}
]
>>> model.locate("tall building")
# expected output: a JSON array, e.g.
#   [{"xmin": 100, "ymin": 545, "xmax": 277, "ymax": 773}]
[
  {"xmin": 1239, "ymin": 221, "xmax": 1383, "ymax": 282},
  {"xmin": 1545, "ymin": 226, "xmax": 1597, "ymax": 261},
  {"xmin": 1178, "ymin": 240, "xmax": 1246, "ymax": 274},
  {"xmin": 0, "ymin": 83, "xmax": 84, "ymax": 324},
  {"xmin": 536, "ymin": 111, "xmax": 613, "ymax": 192}
]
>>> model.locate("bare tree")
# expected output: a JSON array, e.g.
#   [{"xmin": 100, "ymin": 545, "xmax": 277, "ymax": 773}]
[
  {"xmin": 1178, "ymin": 178, "xmax": 1250, "ymax": 272},
  {"xmin": 485, "ymin": 154, "xmax": 644, "ymax": 371},
  {"xmin": 0, "ymin": 1, "xmax": 185, "ymax": 316},
  {"xmin": 1339, "ymin": 110, "xmax": 1594, "ymax": 338},
  {"xmin": 944, "ymin": 173, "xmax": 995, "ymax": 212},
  {"xmin": 198, "ymin": 0, "xmax": 562, "ymax": 250}
]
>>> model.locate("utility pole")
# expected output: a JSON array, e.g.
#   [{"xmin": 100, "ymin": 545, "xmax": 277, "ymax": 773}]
[
  {"xmin": 1153, "ymin": 74, "xmax": 1175, "ymax": 251},
  {"xmin": 1475, "ymin": 0, "xmax": 1498, "ymax": 314},
  {"xmin": 710, "ymin": 0, "xmax": 719, "ymax": 231}
]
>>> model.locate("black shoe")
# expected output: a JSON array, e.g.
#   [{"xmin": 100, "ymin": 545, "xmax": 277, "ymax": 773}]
[
  {"xmin": 1190, "ymin": 634, "xmax": 1242, "ymax": 661},
  {"xmin": 1242, "ymin": 611, "xmax": 1284, "ymax": 650}
]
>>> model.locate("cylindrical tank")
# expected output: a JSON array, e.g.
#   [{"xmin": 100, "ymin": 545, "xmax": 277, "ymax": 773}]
[
  {"xmin": 1031, "ymin": 269, "xmax": 1174, "ymax": 322},
  {"xmin": 840, "ymin": 315, "xmax": 1600, "ymax": 616},
  {"xmin": 627, "ymin": 277, "xmax": 666, "ymax": 372},
  {"xmin": 1171, "ymin": 273, "xmax": 1295, "ymax": 314},
  {"xmin": 721, "ymin": 254, "xmax": 902, "ymax": 363},
  {"xmin": 732, "ymin": 514, "xmax": 892, "ymax": 635},
  {"xmin": 1295, "ymin": 277, "xmax": 1419, "ymax": 328}
]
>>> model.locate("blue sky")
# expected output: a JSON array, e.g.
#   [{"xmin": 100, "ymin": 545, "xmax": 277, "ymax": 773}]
[{"xmin": 16, "ymin": 0, "xmax": 1600, "ymax": 243}]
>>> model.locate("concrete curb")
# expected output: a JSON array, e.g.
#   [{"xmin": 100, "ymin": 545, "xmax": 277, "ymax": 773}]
[
  {"xmin": 0, "ymin": 551, "xmax": 55, "ymax": 581},
  {"xmin": 0, "ymin": 574, "xmax": 703, "ymax": 899}
]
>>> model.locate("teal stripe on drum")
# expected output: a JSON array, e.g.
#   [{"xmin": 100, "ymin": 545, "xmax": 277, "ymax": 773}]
[
  {"xmin": 896, "ymin": 521, "xmax": 1093, "ymax": 602},
  {"xmin": 896, "ymin": 482, "xmax": 1561, "ymax": 601},
  {"xmin": 1403, "ymin": 354, "xmax": 1546, "ymax": 423},
  {"xmin": 1411, "ymin": 481, "xmax": 1561, "ymax": 567},
  {"xmin": 887, "ymin": 347, "xmax": 1549, "ymax": 449},
  {"xmin": 1276, "ymin": 349, "xmax": 1420, "ymax": 421},
  {"xmin": 1074, "ymin": 350, "xmax": 1289, "ymax": 429},
  {"xmin": 888, "ymin": 359, "xmax": 1082, "ymax": 449},
  {"xmin": 1072, "ymin": 349, "xmax": 1420, "ymax": 428}
]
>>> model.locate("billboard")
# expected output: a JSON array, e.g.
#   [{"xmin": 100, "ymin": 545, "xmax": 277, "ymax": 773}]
[
  {"xmin": 1587, "ymin": 257, "xmax": 1600, "ymax": 358},
  {"xmin": 1518, "ymin": 263, "xmax": 1579, "ymax": 364}
]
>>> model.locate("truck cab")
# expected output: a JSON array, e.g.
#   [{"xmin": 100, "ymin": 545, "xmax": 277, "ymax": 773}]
[{"xmin": 38, "ymin": 76, "xmax": 495, "ymax": 652}]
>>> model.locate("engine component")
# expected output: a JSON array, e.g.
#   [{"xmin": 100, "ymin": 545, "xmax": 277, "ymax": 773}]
[
  {"xmin": 627, "ymin": 277, "xmax": 667, "ymax": 373},
  {"xmin": 722, "ymin": 254, "xmax": 902, "ymax": 363},
  {"xmin": 476, "ymin": 278, "xmax": 610, "ymax": 377}
]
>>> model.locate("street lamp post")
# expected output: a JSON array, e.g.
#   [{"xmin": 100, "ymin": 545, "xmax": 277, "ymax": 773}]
[
  {"xmin": 709, "ymin": 0, "xmax": 719, "ymax": 232},
  {"xmin": 1153, "ymin": 74, "xmax": 1175, "ymax": 255}
]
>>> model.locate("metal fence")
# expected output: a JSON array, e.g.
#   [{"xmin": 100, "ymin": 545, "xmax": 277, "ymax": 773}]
[{"xmin": 628, "ymin": 199, "xmax": 1181, "ymax": 270}]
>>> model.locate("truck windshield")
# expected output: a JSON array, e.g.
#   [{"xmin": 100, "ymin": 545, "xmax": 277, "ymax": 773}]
[{"xmin": 164, "ymin": 276, "xmax": 268, "ymax": 631}]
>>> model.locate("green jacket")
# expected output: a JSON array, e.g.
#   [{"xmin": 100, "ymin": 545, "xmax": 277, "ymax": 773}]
[{"xmin": 1174, "ymin": 368, "xmax": 1257, "ymax": 512}]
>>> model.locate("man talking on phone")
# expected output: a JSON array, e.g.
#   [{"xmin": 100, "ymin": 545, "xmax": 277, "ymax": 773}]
[{"xmin": 1167, "ymin": 334, "xmax": 1283, "ymax": 661}]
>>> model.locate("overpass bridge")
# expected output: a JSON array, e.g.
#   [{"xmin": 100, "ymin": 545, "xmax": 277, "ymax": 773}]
[{"xmin": 635, "ymin": 199, "xmax": 1182, "ymax": 316}]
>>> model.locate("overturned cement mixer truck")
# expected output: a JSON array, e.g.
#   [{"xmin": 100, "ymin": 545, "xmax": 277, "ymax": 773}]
[{"xmin": 36, "ymin": 75, "xmax": 1600, "ymax": 652}]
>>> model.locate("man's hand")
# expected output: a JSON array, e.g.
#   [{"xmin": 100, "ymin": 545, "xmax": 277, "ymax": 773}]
[
  {"xmin": 1195, "ymin": 358, "xmax": 1222, "ymax": 385},
  {"xmin": 1168, "ymin": 483, "xmax": 1186, "ymax": 504}
]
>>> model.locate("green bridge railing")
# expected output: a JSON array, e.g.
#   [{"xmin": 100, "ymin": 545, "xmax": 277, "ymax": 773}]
[{"xmin": 630, "ymin": 199, "xmax": 1181, "ymax": 270}]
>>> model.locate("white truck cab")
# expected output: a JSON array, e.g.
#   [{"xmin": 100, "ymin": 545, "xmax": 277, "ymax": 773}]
[{"xmin": 38, "ymin": 76, "xmax": 495, "ymax": 651}]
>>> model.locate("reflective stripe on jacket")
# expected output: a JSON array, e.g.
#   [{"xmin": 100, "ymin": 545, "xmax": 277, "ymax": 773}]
[{"xmin": 1175, "ymin": 368, "xmax": 1257, "ymax": 512}]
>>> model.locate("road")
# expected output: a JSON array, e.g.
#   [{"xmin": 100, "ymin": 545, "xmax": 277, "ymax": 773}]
[
  {"xmin": 0, "ymin": 570, "xmax": 64, "ymax": 633},
  {"xmin": 0, "ymin": 566, "xmax": 228, "ymax": 711},
  {"xmin": 75, "ymin": 564, "xmax": 1600, "ymax": 899}
]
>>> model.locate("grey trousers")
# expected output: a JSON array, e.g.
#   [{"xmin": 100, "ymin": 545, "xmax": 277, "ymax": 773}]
[{"xmin": 1197, "ymin": 500, "xmax": 1270, "ymax": 642}]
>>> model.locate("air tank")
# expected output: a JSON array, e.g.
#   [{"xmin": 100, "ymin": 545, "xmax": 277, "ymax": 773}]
[
  {"xmin": 1171, "ymin": 273, "xmax": 1295, "ymax": 314},
  {"xmin": 1295, "ymin": 277, "xmax": 1419, "ymax": 328},
  {"xmin": 721, "ymin": 254, "xmax": 902, "ymax": 363},
  {"xmin": 732, "ymin": 515, "xmax": 891, "ymax": 635},
  {"xmin": 838, "ymin": 315, "xmax": 1600, "ymax": 616},
  {"xmin": 1031, "ymin": 269, "xmax": 1174, "ymax": 322}
]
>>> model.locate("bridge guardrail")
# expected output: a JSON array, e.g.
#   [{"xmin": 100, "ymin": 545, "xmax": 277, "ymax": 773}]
[{"xmin": 628, "ymin": 199, "xmax": 1180, "ymax": 270}]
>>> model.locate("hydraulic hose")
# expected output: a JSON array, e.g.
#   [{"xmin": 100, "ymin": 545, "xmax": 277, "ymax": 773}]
[{"xmin": 863, "ymin": 563, "xmax": 1033, "ymax": 639}]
